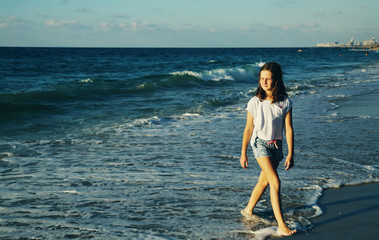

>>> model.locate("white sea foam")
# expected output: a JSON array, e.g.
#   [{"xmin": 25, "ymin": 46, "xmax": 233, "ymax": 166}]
[
  {"xmin": 257, "ymin": 61, "xmax": 265, "ymax": 67},
  {"xmin": 228, "ymin": 228, "xmax": 278, "ymax": 240},
  {"xmin": 324, "ymin": 178, "xmax": 343, "ymax": 188},
  {"xmin": 252, "ymin": 227, "xmax": 278, "ymax": 240},
  {"xmin": 363, "ymin": 165, "xmax": 377, "ymax": 171},
  {"xmin": 0, "ymin": 152, "xmax": 13, "ymax": 157},
  {"xmin": 332, "ymin": 157, "xmax": 376, "ymax": 171},
  {"xmin": 311, "ymin": 204, "xmax": 323, "ymax": 218},
  {"xmin": 326, "ymin": 94, "xmax": 348, "ymax": 98},
  {"xmin": 79, "ymin": 78, "xmax": 93, "ymax": 83},
  {"xmin": 170, "ymin": 70, "xmax": 201, "ymax": 78},
  {"xmin": 182, "ymin": 113, "xmax": 202, "ymax": 117},
  {"xmin": 136, "ymin": 83, "xmax": 147, "ymax": 89},
  {"xmin": 61, "ymin": 190, "xmax": 80, "ymax": 194},
  {"xmin": 300, "ymin": 185, "xmax": 323, "ymax": 205},
  {"xmin": 132, "ymin": 116, "xmax": 165, "ymax": 126},
  {"xmin": 170, "ymin": 63, "xmax": 259, "ymax": 82}
]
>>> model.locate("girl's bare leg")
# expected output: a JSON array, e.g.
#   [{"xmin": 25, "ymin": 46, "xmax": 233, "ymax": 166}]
[
  {"xmin": 244, "ymin": 170, "xmax": 269, "ymax": 214},
  {"xmin": 256, "ymin": 156, "xmax": 296, "ymax": 236},
  {"xmin": 244, "ymin": 159, "xmax": 280, "ymax": 214}
]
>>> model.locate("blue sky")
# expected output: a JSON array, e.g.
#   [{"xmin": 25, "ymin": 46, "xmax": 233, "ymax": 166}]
[{"xmin": 0, "ymin": 0, "xmax": 378, "ymax": 47}]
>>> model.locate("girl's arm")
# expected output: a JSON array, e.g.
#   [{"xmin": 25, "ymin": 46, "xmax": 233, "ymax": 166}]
[
  {"xmin": 240, "ymin": 111, "xmax": 254, "ymax": 169},
  {"xmin": 284, "ymin": 108, "xmax": 294, "ymax": 170}
]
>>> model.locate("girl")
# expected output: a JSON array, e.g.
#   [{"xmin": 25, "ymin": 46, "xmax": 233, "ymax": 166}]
[{"xmin": 239, "ymin": 62, "xmax": 296, "ymax": 236}]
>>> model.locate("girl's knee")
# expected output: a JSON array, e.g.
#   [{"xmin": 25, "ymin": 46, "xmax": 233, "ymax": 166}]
[
  {"xmin": 269, "ymin": 177, "xmax": 281, "ymax": 192},
  {"xmin": 258, "ymin": 172, "xmax": 269, "ymax": 187},
  {"xmin": 260, "ymin": 178, "xmax": 269, "ymax": 188}
]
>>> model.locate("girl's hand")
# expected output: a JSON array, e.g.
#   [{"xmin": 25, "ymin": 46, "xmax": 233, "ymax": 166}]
[
  {"xmin": 240, "ymin": 154, "xmax": 248, "ymax": 169},
  {"xmin": 284, "ymin": 155, "xmax": 294, "ymax": 171}
]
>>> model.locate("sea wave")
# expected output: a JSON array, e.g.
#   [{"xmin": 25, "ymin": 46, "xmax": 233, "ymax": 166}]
[
  {"xmin": 0, "ymin": 64, "xmax": 261, "ymax": 119},
  {"xmin": 170, "ymin": 63, "xmax": 260, "ymax": 82}
]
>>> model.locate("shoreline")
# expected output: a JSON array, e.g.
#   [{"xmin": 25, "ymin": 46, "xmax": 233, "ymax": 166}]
[
  {"xmin": 287, "ymin": 182, "xmax": 379, "ymax": 240},
  {"xmin": 331, "ymin": 89, "xmax": 379, "ymax": 118}
]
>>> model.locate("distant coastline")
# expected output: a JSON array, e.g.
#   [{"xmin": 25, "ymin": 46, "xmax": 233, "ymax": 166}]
[{"xmin": 316, "ymin": 37, "xmax": 378, "ymax": 51}]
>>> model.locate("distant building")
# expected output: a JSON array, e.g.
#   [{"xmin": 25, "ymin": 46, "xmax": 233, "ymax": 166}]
[
  {"xmin": 362, "ymin": 37, "xmax": 377, "ymax": 46},
  {"xmin": 316, "ymin": 37, "xmax": 377, "ymax": 48},
  {"xmin": 348, "ymin": 37, "xmax": 355, "ymax": 46}
]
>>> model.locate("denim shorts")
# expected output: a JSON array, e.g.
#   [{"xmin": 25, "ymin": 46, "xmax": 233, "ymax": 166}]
[{"xmin": 252, "ymin": 137, "xmax": 284, "ymax": 163}]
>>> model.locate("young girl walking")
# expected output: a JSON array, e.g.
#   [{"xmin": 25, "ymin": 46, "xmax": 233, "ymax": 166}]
[{"xmin": 239, "ymin": 62, "xmax": 296, "ymax": 236}]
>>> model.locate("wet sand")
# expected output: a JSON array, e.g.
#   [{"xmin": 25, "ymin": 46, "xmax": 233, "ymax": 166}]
[{"xmin": 288, "ymin": 182, "xmax": 379, "ymax": 240}]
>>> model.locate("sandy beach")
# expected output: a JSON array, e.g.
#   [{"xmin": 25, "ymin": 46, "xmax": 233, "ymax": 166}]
[{"xmin": 286, "ymin": 182, "xmax": 379, "ymax": 240}]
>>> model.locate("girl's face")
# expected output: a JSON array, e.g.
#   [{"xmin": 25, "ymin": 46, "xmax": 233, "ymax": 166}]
[{"xmin": 260, "ymin": 70, "xmax": 274, "ymax": 92}]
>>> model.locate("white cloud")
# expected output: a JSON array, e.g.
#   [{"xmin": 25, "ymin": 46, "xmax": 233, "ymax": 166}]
[
  {"xmin": 296, "ymin": 23, "xmax": 320, "ymax": 28},
  {"xmin": 100, "ymin": 22, "xmax": 116, "ymax": 31},
  {"xmin": 129, "ymin": 21, "xmax": 159, "ymax": 31},
  {"xmin": 110, "ymin": 14, "xmax": 130, "ymax": 19},
  {"xmin": 45, "ymin": 20, "xmax": 79, "ymax": 27},
  {"xmin": 100, "ymin": 20, "xmax": 164, "ymax": 32},
  {"xmin": 0, "ymin": 16, "xmax": 32, "ymax": 29}
]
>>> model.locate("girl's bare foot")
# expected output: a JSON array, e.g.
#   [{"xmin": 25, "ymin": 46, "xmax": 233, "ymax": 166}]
[
  {"xmin": 277, "ymin": 225, "xmax": 297, "ymax": 236},
  {"xmin": 240, "ymin": 209, "xmax": 254, "ymax": 219},
  {"xmin": 240, "ymin": 209, "xmax": 260, "ymax": 221}
]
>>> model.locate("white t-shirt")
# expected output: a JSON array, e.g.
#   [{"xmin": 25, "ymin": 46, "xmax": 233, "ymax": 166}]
[{"xmin": 246, "ymin": 96, "xmax": 292, "ymax": 144}]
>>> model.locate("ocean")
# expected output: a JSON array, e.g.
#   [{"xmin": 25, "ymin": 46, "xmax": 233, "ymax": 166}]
[{"xmin": 0, "ymin": 47, "xmax": 378, "ymax": 239}]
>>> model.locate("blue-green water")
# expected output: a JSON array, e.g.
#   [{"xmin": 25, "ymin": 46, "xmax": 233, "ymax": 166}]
[{"xmin": 0, "ymin": 47, "xmax": 378, "ymax": 239}]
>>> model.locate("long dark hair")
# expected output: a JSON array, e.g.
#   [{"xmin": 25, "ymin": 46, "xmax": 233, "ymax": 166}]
[{"xmin": 256, "ymin": 62, "xmax": 287, "ymax": 103}]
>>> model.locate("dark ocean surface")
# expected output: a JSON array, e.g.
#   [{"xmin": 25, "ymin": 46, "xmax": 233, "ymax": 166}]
[{"xmin": 0, "ymin": 47, "xmax": 378, "ymax": 239}]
